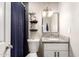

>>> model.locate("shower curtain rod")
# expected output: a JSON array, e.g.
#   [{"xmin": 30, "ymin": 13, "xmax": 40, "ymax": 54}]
[{"xmin": 21, "ymin": 2, "xmax": 25, "ymax": 7}]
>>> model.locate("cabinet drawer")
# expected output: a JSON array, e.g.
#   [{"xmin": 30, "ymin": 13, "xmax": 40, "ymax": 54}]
[
  {"xmin": 44, "ymin": 50, "xmax": 68, "ymax": 57},
  {"xmin": 44, "ymin": 43, "xmax": 68, "ymax": 50}
]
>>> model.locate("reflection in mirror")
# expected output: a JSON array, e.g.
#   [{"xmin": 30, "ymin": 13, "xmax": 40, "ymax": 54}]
[{"xmin": 42, "ymin": 8, "xmax": 59, "ymax": 33}]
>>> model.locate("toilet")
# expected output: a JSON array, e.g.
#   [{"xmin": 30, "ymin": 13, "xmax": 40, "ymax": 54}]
[{"xmin": 26, "ymin": 39, "xmax": 40, "ymax": 57}]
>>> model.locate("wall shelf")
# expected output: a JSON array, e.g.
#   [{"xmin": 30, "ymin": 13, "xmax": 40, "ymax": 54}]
[
  {"xmin": 29, "ymin": 13, "xmax": 35, "ymax": 15},
  {"xmin": 30, "ymin": 29, "xmax": 38, "ymax": 32},
  {"xmin": 30, "ymin": 20, "xmax": 38, "ymax": 23}
]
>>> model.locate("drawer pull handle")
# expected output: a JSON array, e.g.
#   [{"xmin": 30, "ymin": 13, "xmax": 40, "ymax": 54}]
[
  {"xmin": 54, "ymin": 52, "xmax": 56, "ymax": 57},
  {"xmin": 57, "ymin": 52, "xmax": 59, "ymax": 57}
]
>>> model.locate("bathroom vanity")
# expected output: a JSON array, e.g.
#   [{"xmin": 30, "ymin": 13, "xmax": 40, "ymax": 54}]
[
  {"xmin": 41, "ymin": 8, "xmax": 70, "ymax": 57},
  {"xmin": 42, "ymin": 37, "xmax": 70, "ymax": 57}
]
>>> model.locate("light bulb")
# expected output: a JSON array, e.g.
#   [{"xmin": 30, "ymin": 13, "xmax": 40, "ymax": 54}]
[
  {"xmin": 48, "ymin": 11, "xmax": 53, "ymax": 17},
  {"xmin": 42, "ymin": 11, "xmax": 46, "ymax": 17}
]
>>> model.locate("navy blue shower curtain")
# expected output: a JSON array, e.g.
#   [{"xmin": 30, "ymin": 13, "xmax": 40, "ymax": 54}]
[
  {"xmin": 23, "ymin": 2, "xmax": 29, "ymax": 57},
  {"xmin": 11, "ymin": 2, "xmax": 29, "ymax": 57}
]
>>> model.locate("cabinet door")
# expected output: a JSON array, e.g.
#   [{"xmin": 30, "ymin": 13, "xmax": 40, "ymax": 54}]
[
  {"xmin": 57, "ymin": 51, "xmax": 68, "ymax": 57},
  {"xmin": 44, "ymin": 50, "xmax": 57, "ymax": 57}
]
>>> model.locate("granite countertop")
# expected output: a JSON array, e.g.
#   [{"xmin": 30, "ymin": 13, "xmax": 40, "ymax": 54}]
[{"xmin": 42, "ymin": 36, "xmax": 70, "ymax": 43}]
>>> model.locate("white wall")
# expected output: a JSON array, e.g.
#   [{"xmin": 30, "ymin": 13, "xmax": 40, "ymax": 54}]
[
  {"xmin": 4, "ymin": 2, "xmax": 11, "ymax": 57},
  {"xmin": 0, "ymin": 2, "xmax": 11, "ymax": 57},
  {"xmin": 59, "ymin": 2, "xmax": 71, "ymax": 37},
  {"xmin": 70, "ymin": 3, "xmax": 79, "ymax": 57},
  {"xmin": 0, "ymin": 3, "xmax": 4, "ymax": 42},
  {"xmin": 5, "ymin": 3, "xmax": 11, "ymax": 43},
  {"xmin": 0, "ymin": 3, "xmax": 5, "ymax": 57},
  {"xmin": 59, "ymin": 2, "xmax": 79, "ymax": 57},
  {"xmin": 28, "ymin": 2, "xmax": 59, "ymax": 39}
]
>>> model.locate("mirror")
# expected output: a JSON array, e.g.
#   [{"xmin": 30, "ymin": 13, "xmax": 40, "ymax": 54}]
[{"xmin": 42, "ymin": 12, "xmax": 59, "ymax": 33}]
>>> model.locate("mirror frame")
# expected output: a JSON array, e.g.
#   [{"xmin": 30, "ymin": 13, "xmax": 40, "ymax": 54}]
[{"xmin": 42, "ymin": 12, "xmax": 59, "ymax": 34}]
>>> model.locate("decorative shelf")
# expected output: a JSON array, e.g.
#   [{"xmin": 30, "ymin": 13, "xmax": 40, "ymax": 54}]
[
  {"xmin": 29, "ymin": 13, "xmax": 35, "ymax": 15},
  {"xmin": 30, "ymin": 20, "xmax": 38, "ymax": 23},
  {"xmin": 30, "ymin": 29, "xmax": 38, "ymax": 32}
]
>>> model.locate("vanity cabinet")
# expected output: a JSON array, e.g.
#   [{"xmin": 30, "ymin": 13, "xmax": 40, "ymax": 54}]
[{"xmin": 43, "ymin": 43, "xmax": 69, "ymax": 57}]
